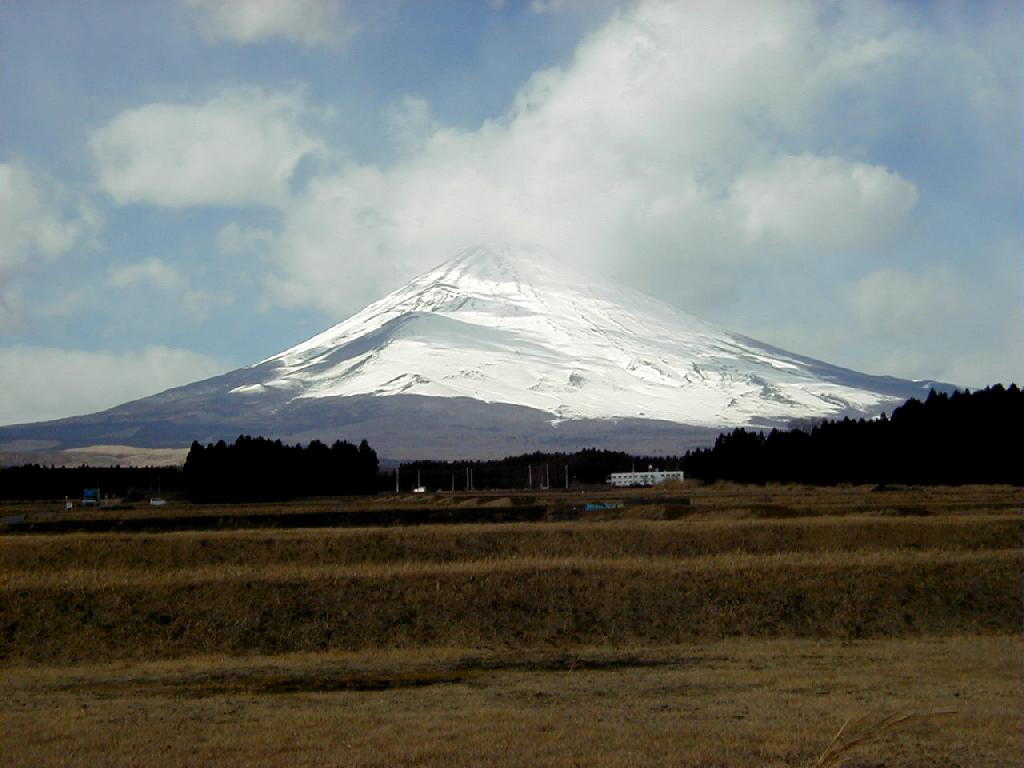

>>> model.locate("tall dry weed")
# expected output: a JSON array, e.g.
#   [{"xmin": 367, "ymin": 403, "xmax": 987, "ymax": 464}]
[{"xmin": 811, "ymin": 710, "xmax": 955, "ymax": 768}]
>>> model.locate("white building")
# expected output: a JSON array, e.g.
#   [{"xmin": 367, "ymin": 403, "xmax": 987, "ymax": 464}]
[{"xmin": 606, "ymin": 470, "xmax": 684, "ymax": 487}]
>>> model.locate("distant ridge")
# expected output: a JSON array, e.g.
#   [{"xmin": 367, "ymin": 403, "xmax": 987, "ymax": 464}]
[{"xmin": 0, "ymin": 244, "xmax": 953, "ymax": 460}]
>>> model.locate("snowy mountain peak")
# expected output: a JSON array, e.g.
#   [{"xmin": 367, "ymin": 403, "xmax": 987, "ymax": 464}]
[
  {"xmin": 437, "ymin": 243, "xmax": 640, "ymax": 296},
  {"xmin": 245, "ymin": 245, "xmax": 932, "ymax": 429},
  {"xmin": 432, "ymin": 243, "xmax": 591, "ymax": 290},
  {"xmin": 1, "ymin": 243, "xmax": 949, "ymax": 459},
  {"xmin": 440, "ymin": 243, "xmax": 551, "ymax": 279}
]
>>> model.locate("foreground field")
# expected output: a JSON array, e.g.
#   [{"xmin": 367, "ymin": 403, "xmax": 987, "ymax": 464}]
[
  {"xmin": 3, "ymin": 637, "xmax": 1017, "ymax": 767},
  {"xmin": 1, "ymin": 484, "xmax": 1020, "ymax": 766}
]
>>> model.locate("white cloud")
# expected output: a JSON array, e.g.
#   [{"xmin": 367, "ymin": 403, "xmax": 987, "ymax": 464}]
[
  {"xmin": 848, "ymin": 266, "xmax": 963, "ymax": 338},
  {"xmin": 108, "ymin": 257, "xmax": 188, "ymax": 291},
  {"xmin": 264, "ymin": 1, "xmax": 932, "ymax": 317},
  {"xmin": 0, "ymin": 346, "xmax": 227, "ymax": 426},
  {"xmin": 216, "ymin": 222, "xmax": 275, "ymax": 255},
  {"xmin": 0, "ymin": 166, "xmax": 76, "ymax": 264},
  {"xmin": 185, "ymin": 0, "xmax": 354, "ymax": 48},
  {"xmin": 182, "ymin": 289, "xmax": 235, "ymax": 321},
  {"xmin": 90, "ymin": 87, "xmax": 324, "ymax": 208},
  {"xmin": 386, "ymin": 95, "xmax": 439, "ymax": 156},
  {"xmin": 107, "ymin": 257, "xmax": 234, "ymax": 321},
  {"xmin": 846, "ymin": 258, "xmax": 1022, "ymax": 387},
  {"xmin": 0, "ymin": 161, "xmax": 101, "ymax": 330},
  {"xmin": 730, "ymin": 154, "xmax": 917, "ymax": 250},
  {"xmin": 530, "ymin": 0, "xmax": 566, "ymax": 14}
]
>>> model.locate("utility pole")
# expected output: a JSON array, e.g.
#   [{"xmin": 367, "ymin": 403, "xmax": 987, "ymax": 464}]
[
  {"xmin": 451, "ymin": 473, "xmax": 455, "ymax": 492},
  {"xmin": 466, "ymin": 466, "xmax": 470, "ymax": 491},
  {"xmin": 528, "ymin": 464, "xmax": 532, "ymax": 489},
  {"xmin": 395, "ymin": 464, "xmax": 400, "ymax": 493},
  {"xmin": 545, "ymin": 464, "xmax": 549, "ymax": 489},
  {"xmin": 564, "ymin": 465, "xmax": 568, "ymax": 490}
]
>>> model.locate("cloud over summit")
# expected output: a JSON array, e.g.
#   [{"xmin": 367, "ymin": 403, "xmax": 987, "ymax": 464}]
[{"xmin": 264, "ymin": 1, "xmax": 929, "ymax": 318}]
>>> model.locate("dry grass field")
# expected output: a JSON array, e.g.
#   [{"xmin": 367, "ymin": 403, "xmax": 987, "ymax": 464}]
[{"xmin": 1, "ymin": 483, "xmax": 1021, "ymax": 766}]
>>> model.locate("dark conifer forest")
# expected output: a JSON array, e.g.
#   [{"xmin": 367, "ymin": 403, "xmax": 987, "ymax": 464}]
[
  {"xmin": 0, "ymin": 465, "xmax": 185, "ymax": 501},
  {"xmin": 395, "ymin": 448, "xmax": 669, "ymax": 491},
  {"xmin": 681, "ymin": 385, "xmax": 1022, "ymax": 485},
  {"xmin": 183, "ymin": 435, "xmax": 380, "ymax": 502},
  {"xmin": 402, "ymin": 386, "xmax": 1022, "ymax": 488}
]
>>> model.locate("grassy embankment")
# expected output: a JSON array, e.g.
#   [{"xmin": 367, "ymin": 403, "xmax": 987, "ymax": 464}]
[{"xmin": 1, "ymin": 483, "xmax": 1020, "ymax": 766}]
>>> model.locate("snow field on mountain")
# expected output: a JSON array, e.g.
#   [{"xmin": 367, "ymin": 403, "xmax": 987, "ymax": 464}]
[{"xmin": 235, "ymin": 245, "xmax": 901, "ymax": 427}]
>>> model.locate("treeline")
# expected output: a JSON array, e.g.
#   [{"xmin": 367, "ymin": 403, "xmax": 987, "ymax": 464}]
[
  {"xmin": 0, "ymin": 465, "xmax": 184, "ymax": 501},
  {"xmin": 396, "ymin": 448, "xmax": 680, "ymax": 491},
  {"xmin": 183, "ymin": 435, "xmax": 380, "ymax": 502},
  {"xmin": 3, "ymin": 386, "xmax": 1019, "ymax": 502},
  {"xmin": 682, "ymin": 385, "xmax": 1022, "ymax": 485}
]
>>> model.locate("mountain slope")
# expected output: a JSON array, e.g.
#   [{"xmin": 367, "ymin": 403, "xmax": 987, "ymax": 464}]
[
  {"xmin": 239, "ymin": 244, "xmax": 938, "ymax": 427},
  {"xmin": 0, "ymin": 245, "xmax": 949, "ymax": 459}
]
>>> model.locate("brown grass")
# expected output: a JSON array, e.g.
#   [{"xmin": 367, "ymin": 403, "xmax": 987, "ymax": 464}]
[
  {"xmin": 1, "ymin": 484, "xmax": 1020, "ymax": 765},
  {"xmin": 1, "ymin": 636, "xmax": 1018, "ymax": 767},
  {"xmin": 4, "ymin": 549, "xmax": 1018, "ymax": 663},
  {"xmin": 2, "ymin": 546, "xmax": 1018, "ymax": 589},
  {"xmin": 3, "ymin": 515, "xmax": 1018, "ymax": 571},
  {"xmin": 810, "ymin": 710, "xmax": 956, "ymax": 768}
]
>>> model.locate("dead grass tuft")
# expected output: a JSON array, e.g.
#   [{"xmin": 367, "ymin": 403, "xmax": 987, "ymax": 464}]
[{"xmin": 811, "ymin": 710, "xmax": 956, "ymax": 768}]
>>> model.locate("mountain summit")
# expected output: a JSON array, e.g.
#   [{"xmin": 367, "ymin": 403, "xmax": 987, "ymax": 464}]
[
  {"xmin": 0, "ymin": 245, "xmax": 947, "ymax": 459},
  {"xmin": 242, "ymin": 244, "xmax": 932, "ymax": 427}
]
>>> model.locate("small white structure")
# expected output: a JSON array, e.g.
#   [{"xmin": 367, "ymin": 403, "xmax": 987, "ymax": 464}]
[{"xmin": 606, "ymin": 470, "xmax": 684, "ymax": 487}]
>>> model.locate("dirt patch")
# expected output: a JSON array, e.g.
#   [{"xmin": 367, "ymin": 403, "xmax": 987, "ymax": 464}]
[
  {"xmin": 480, "ymin": 497, "xmax": 513, "ymax": 508},
  {"xmin": 49, "ymin": 651, "xmax": 699, "ymax": 698},
  {"xmin": 0, "ymin": 505, "xmax": 549, "ymax": 535},
  {"xmin": 60, "ymin": 669, "xmax": 469, "ymax": 698}
]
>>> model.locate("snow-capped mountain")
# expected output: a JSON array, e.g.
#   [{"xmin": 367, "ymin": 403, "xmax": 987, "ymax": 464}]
[
  {"xmin": 239, "ymin": 244, "xmax": 932, "ymax": 428},
  {"xmin": 0, "ymin": 244, "xmax": 949, "ymax": 460}
]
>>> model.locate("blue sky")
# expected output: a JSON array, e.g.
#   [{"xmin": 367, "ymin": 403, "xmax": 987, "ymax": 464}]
[{"xmin": 1, "ymin": 0, "xmax": 1020, "ymax": 425}]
